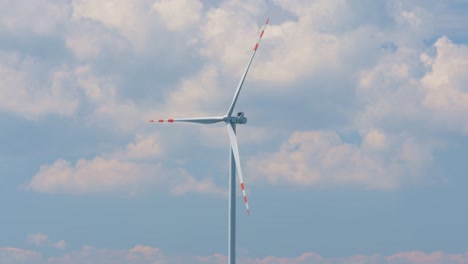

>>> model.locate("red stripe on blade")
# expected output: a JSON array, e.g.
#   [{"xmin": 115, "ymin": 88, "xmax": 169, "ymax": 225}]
[
  {"xmin": 266, "ymin": 17, "xmax": 270, "ymax": 24},
  {"xmin": 254, "ymin": 43, "xmax": 259, "ymax": 50},
  {"xmin": 260, "ymin": 30, "xmax": 264, "ymax": 38},
  {"xmin": 158, "ymin": 119, "xmax": 164, "ymax": 122},
  {"xmin": 149, "ymin": 120, "xmax": 154, "ymax": 122},
  {"xmin": 244, "ymin": 196, "xmax": 248, "ymax": 203},
  {"xmin": 168, "ymin": 119, "xmax": 174, "ymax": 123},
  {"xmin": 240, "ymin": 183, "xmax": 245, "ymax": 190}
]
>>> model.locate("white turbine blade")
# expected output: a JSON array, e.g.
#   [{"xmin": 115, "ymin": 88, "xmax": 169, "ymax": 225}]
[
  {"xmin": 226, "ymin": 17, "xmax": 270, "ymax": 117},
  {"xmin": 226, "ymin": 122, "xmax": 250, "ymax": 215},
  {"xmin": 149, "ymin": 116, "xmax": 224, "ymax": 124}
]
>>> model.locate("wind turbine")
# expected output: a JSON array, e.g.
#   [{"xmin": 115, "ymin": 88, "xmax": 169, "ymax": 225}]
[{"xmin": 150, "ymin": 18, "xmax": 269, "ymax": 264}]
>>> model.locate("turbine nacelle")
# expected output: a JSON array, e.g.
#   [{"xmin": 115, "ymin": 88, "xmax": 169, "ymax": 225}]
[{"xmin": 223, "ymin": 112, "xmax": 247, "ymax": 124}]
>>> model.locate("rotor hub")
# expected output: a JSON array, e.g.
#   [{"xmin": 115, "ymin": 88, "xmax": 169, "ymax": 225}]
[{"xmin": 224, "ymin": 112, "xmax": 247, "ymax": 124}]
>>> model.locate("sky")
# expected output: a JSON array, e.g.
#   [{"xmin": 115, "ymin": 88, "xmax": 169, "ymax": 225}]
[{"xmin": 1, "ymin": 0, "xmax": 468, "ymax": 263}]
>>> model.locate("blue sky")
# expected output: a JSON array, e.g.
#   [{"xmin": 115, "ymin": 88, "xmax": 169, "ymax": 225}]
[{"xmin": 1, "ymin": 0, "xmax": 468, "ymax": 263}]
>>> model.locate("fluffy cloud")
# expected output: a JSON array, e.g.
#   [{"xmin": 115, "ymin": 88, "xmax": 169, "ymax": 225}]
[
  {"xmin": 26, "ymin": 134, "xmax": 225, "ymax": 196},
  {"xmin": 247, "ymin": 130, "xmax": 433, "ymax": 189},
  {"xmin": 198, "ymin": 0, "xmax": 433, "ymax": 85},
  {"xmin": 0, "ymin": 54, "xmax": 80, "ymax": 119},
  {"xmin": 162, "ymin": 65, "xmax": 223, "ymax": 116},
  {"xmin": 354, "ymin": 25, "xmax": 468, "ymax": 137},
  {"xmin": 70, "ymin": 0, "xmax": 204, "ymax": 54},
  {"xmin": 421, "ymin": 36, "xmax": 468, "ymax": 133},
  {"xmin": 27, "ymin": 157, "xmax": 157, "ymax": 195},
  {"xmin": 26, "ymin": 233, "xmax": 66, "ymax": 250},
  {"xmin": 65, "ymin": 20, "xmax": 130, "ymax": 61},
  {"xmin": 353, "ymin": 33, "xmax": 468, "ymax": 161},
  {"xmin": 152, "ymin": 0, "xmax": 203, "ymax": 31},
  {"xmin": 71, "ymin": 0, "xmax": 157, "ymax": 52}
]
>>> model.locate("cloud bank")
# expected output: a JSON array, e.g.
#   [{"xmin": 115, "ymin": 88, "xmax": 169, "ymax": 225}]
[
  {"xmin": 1, "ymin": 0, "xmax": 463, "ymax": 195},
  {"xmin": 2, "ymin": 246, "xmax": 468, "ymax": 264}
]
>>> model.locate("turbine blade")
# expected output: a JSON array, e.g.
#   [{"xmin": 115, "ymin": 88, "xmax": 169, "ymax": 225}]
[
  {"xmin": 149, "ymin": 116, "xmax": 224, "ymax": 124},
  {"xmin": 226, "ymin": 17, "xmax": 270, "ymax": 117},
  {"xmin": 226, "ymin": 122, "xmax": 250, "ymax": 215}
]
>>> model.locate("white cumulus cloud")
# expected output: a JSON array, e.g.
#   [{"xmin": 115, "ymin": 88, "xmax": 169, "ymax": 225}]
[
  {"xmin": 248, "ymin": 130, "xmax": 433, "ymax": 189},
  {"xmin": 26, "ymin": 134, "xmax": 225, "ymax": 196}
]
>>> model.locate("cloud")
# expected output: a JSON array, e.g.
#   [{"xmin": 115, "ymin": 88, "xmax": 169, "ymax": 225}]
[
  {"xmin": 26, "ymin": 233, "xmax": 67, "ymax": 250},
  {"xmin": 7, "ymin": 0, "xmax": 468, "ymax": 195},
  {"xmin": 0, "ymin": 248, "xmax": 44, "ymax": 264},
  {"xmin": 152, "ymin": 0, "xmax": 203, "ymax": 31},
  {"xmin": 171, "ymin": 176, "xmax": 227, "ymax": 197},
  {"xmin": 65, "ymin": 20, "xmax": 130, "ymax": 61},
  {"xmin": 354, "ymin": 33, "xmax": 468, "ymax": 142},
  {"xmin": 70, "ymin": 0, "xmax": 201, "ymax": 54},
  {"xmin": 162, "ymin": 65, "xmax": 223, "ymax": 116},
  {"xmin": 26, "ymin": 134, "xmax": 225, "ymax": 196},
  {"xmin": 27, "ymin": 157, "xmax": 156, "ymax": 195},
  {"xmin": 48, "ymin": 245, "xmax": 168, "ymax": 264},
  {"xmin": 247, "ymin": 130, "xmax": 434, "ymax": 189},
  {"xmin": 180, "ymin": 250, "xmax": 468, "ymax": 264},
  {"xmin": 0, "ymin": 0, "xmax": 70, "ymax": 35},
  {"xmin": 0, "ymin": 54, "xmax": 80, "ymax": 119},
  {"xmin": 387, "ymin": 251, "xmax": 468, "ymax": 264},
  {"xmin": 198, "ymin": 252, "xmax": 325, "ymax": 264},
  {"xmin": 3, "ymin": 246, "xmax": 468, "ymax": 264},
  {"xmin": 420, "ymin": 36, "xmax": 468, "ymax": 133},
  {"xmin": 71, "ymin": 0, "xmax": 156, "ymax": 52},
  {"xmin": 198, "ymin": 0, "xmax": 417, "ymax": 85}
]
